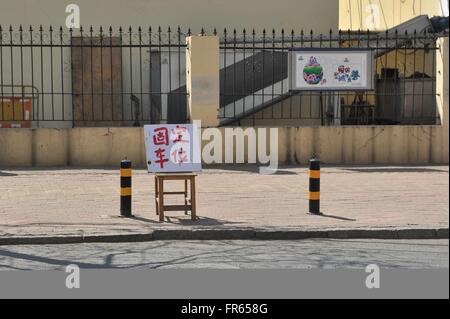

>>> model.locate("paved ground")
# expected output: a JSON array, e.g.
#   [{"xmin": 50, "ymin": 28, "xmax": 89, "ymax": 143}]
[
  {"xmin": 0, "ymin": 166, "xmax": 448, "ymax": 239},
  {"xmin": 0, "ymin": 239, "xmax": 447, "ymax": 270}
]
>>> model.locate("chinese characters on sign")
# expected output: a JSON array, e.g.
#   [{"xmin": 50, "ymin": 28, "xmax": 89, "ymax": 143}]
[
  {"xmin": 289, "ymin": 49, "xmax": 373, "ymax": 91},
  {"xmin": 144, "ymin": 124, "xmax": 202, "ymax": 173}
]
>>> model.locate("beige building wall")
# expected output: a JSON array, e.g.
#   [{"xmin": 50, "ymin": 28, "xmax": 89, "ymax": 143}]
[
  {"xmin": 339, "ymin": 0, "xmax": 447, "ymax": 31},
  {"xmin": 1, "ymin": 0, "xmax": 339, "ymax": 33}
]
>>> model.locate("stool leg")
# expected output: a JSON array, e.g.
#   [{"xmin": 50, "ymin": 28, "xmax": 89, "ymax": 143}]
[
  {"xmin": 158, "ymin": 178, "xmax": 164, "ymax": 222},
  {"xmin": 190, "ymin": 176, "xmax": 196, "ymax": 221},
  {"xmin": 184, "ymin": 179, "xmax": 188, "ymax": 215},
  {"xmin": 155, "ymin": 176, "xmax": 159, "ymax": 215}
]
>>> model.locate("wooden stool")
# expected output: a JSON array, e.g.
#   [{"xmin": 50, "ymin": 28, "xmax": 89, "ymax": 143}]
[{"xmin": 154, "ymin": 173, "xmax": 197, "ymax": 222}]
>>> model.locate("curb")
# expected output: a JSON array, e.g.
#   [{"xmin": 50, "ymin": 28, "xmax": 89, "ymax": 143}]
[{"xmin": 0, "ymin": 228, "xmax": 448, "ymax": 245}]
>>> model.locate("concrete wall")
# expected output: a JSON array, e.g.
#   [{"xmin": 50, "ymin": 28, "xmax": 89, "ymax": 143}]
[
  {"xmin": 1, "ymin": 125, "xmax": 448, "ymax": 167},
  {"xmin": 186, "ymin": 36, "xmax": 220, "ymax": 127}
]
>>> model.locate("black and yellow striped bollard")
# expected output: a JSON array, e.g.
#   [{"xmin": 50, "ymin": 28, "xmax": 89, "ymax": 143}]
[
  {"xmin": 120, "ymin": 159, "xmax": 132, "ymax": 217},
  {"xmin": 309, "ymin": 157, "xmax": 321, "ymax": 215}
]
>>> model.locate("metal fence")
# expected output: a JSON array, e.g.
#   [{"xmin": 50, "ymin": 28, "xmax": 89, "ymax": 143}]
[
  {"xmin": 219, "ymin": 28, "xmax": 443, "ymax": 126},
  {"xmin": 0, "ymin": 25, "xmax": 188, "ymax": 128},
  {"xmin": 0, "ymin": 25, "xmax": 446, "ymax": 128}
]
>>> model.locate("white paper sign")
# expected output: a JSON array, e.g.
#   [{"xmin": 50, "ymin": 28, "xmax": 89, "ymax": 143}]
[
  {"xmin": 289, "ymin": 50, "xmax": 373, "ymax": 91},
  {"xmin": 144, "ymin": 124, "xmax": 202, "ymax": 173}
]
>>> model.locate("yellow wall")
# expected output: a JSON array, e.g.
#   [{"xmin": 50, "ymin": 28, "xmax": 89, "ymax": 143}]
[{"xmin": 339, "ymin": 0, "xmax": 445, "ymax": 31}]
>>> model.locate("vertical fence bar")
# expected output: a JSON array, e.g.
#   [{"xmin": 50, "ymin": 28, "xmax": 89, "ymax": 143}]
[
  {"xmin": 148, "ymin": 26, "xmax": 152, "ymax": 123},
  {"xmin": 69, "ymin": 27, "xmax": 73, "ymax": 127},
  {"xmin": 402, "ymin": 30, "xmax": 408, "ymax": 121},
  {"xmin": 168, "ymin": 26, "xmax": 172, "ymax": 122},
  {"xmin": 100, "ymin": 26, "xmax": 104, "ymax": 121},
  {"xmin": 261, "ymin": 29, "xmax": 266, "ymax": 114},
  {"xmin": 19, "ymin": 26, "xmax": 25, "ymax": 121},
  {"xmin": 109, "ymin": 26, "xmax": 114, "ymax": 122},
  {"xmin": 59, "ymin": 26, "xmax": 65, "ymax": 122},
  {"xmin": 157, "ymin": 26, "xmax": 162, "ymax": 121},
  {"xmin": 50, "ymin": 25, "xmax": 55, "ymax": 121},
  {"xmin": 271, "ymin": 29, "xmax": 275, "ymax": 119},
  {"xmin": 412, "ymin": 29, "xmax": 417, "ymax": 121},
  {"xmin": 30, "ymin": 26, "xmax": 36, "ymax": 126},
  {"xmin": 289, "ymin": 29, "xmax": 294, "ymax": 120},
  {"xmin": 119, "ymin": 26, "xmax": 124, "ymax": 121},
  {"xmin": 9, "ymin": 26, "xmax": 15, "ymax": 120},
  {"xmin": 299, "ymin": 29, "xmax": 304, "ymax": 120},
  {"xmin": 89, "ymin": 26, "xmax": 94, "ymax": 122},
  {"xmin": 129, "ymin": 26, "xmax": 134, "ymax": 123},
  {"xmin": 222, "ymin": 28, "xmax": 227, "ymax": 121},
  {"xmin": 138, "ymin": 26, "xmax": 143, "ymax": 123},
  {"xmin": 252, "ymin": 28, "xmax": 256, "ymax": 124},
  {"xmin": 393, "ymin": 29, "xmax": 399, "ymax": 122},
  {"xmin": 309, "ymin": 29, "xmax": 313, "ymax": 119},
  {"xmin": 39, "ymin": 25, "xmax": 45, "ymax": 122},
  {"xmin": 421, "ymin": 29, "xmax": 427, "ymax": 122},
  {"xmin": 80, "ymin": 26, "xmax": 85, "ymax": 122}
]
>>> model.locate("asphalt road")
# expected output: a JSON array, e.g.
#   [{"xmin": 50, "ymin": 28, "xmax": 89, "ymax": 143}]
[{"xmin": 0, "ymin": 239, "xmax": 448, "ymax": 270}]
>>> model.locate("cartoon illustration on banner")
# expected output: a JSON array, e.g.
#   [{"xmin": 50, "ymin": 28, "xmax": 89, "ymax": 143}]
[{"xmin": 290, "ymin": 50, "xmax": 373, "ymax": 91}]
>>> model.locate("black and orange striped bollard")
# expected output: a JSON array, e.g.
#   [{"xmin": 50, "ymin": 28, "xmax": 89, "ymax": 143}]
[
  {"xmin": 309, "ymin": 157, "xmax": 321, "ymax": 214},
  {"xmin": 120, "ymin": 159, "xmax": 132, "ymax": 217}
]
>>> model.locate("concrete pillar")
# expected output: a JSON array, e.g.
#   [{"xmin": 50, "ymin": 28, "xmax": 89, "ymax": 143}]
[
  {"xmin": 186, "ymin": 36, "xmax": 220, "ymax": 127},
  {"xmin": 436, "ymin": 37, "xmax": 449, "ymax": 127}
]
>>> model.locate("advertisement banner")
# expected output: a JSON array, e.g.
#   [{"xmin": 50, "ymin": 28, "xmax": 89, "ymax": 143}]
[{"xmin": 289, "ymin": 49, "xmax": 373, "ymax": 91}]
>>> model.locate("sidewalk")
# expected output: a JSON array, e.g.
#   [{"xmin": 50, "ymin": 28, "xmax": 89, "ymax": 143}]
[{"xmin": 0, "ymin": 165, "xmax": 448, "ymax": 244}]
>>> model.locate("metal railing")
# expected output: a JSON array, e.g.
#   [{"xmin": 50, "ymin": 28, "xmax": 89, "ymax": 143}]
[
  {"xmin": 219, "ymin": 28, "xmax": 445, "ymax": 126},
  {"xmin": 0, "ymin": 25, "xmax": 189, "ymax": 127},
  {"xmin": 0, "ymin": 26, "xmax": 447, "ymax": 128}
]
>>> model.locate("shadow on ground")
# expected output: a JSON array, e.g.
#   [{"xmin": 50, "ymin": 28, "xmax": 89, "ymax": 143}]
[
  {"xmin": 0, "ymin": 171, "xmax": 18, "ymax": 176},
  {"xmin": 342, "ymin": 167, "xmax": 448, "ymax": 173}
]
